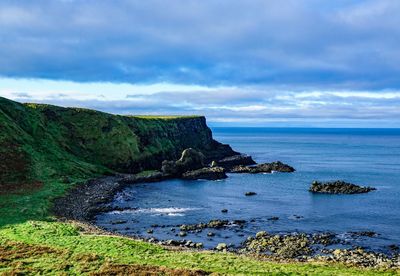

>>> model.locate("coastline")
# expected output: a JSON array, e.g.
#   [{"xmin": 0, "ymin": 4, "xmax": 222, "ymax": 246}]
[
  {"xmin": 53, "ymin": 172, "xmax": 168, "ymax": 222},
  {"xmin": 52, "ymin": 172, "xmax": 400, "ymax": 270}
]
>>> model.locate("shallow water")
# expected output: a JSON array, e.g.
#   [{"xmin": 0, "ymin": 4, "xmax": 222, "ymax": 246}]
[{"xmin": 96, "ymin": 128, "xmax": 400, "ymax": 251}]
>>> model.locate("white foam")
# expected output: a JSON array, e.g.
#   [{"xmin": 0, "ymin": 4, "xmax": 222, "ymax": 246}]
[{"xmin": 108, "ymin": 207, "xmax": 201, "ymax": 216}]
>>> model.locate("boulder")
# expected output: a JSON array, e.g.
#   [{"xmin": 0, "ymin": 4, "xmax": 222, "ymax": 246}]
[
  {"xmin": 217, "ymin": 154, "xmax": 256, "ymax": 169},
  {"xmin": 215, "ymin": 243, "xmax": 228, "ymax": 251},
  {"xmin": 182, "ymin": 167, "xmax": 227, "ymax": 180},
  {"xmin": 309, "ymin": 180, "xmax": 376, "ymax": 194}
]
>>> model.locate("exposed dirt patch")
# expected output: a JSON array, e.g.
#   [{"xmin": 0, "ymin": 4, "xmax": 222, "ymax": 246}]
[
  {"xmin": 0, "ymin": 142, "xmax": 40, "ymax": 195},
  {"xmin": 0, "ymin": 181, "xmax": 43, "ymax": 195},
  {"xmin": 91, "ymin": 263, "xmax": 209, "ymax": 276},
  {"xmin": 0, "ymin": 241, "xmax": 61, "ymax": 261},
  {"xmin": 0, "ymin": 241, "xmax": 209, "ymax": 275},
  {"xmin": 0, "ymin": 241, "xmax": 66, "ymax": 275}
]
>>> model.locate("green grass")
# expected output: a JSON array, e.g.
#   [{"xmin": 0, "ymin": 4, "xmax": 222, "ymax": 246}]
[
  {"xmin": 2, "ymin": 220, "xmax": 398, "ymax": 275},
  {"xmin": 1, "ymin": 97, "xmax": 399, "ymax": 275},
  {"xmin": 130, "ymin": 115, "xmax": 202, "ymax": 119}
]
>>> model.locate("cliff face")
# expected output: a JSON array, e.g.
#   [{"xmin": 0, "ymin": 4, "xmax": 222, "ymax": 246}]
[{"xmin": 0, "ymin": 97, "xmax": 236, "ymax": 190}]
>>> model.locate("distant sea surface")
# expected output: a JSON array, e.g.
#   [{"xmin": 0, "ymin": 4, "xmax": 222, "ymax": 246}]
[{"xmin": 96, "ymin": 128, "xmax": 400, "ymax": 251}]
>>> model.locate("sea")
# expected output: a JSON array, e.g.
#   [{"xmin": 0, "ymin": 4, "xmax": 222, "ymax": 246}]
[{"xmin": 95, "ymin": 128, "xmax": 400, "ymax": 252}]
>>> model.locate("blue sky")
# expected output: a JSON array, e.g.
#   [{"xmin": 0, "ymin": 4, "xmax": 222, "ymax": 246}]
[{"xmin": 1, "ymin": 0, "xmax": 400, "ymax": 127}]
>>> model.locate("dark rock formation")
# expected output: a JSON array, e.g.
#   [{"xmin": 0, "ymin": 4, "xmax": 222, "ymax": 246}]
[
  {"xmin": 53, "ymin": 172, "xmax": 167, "ymax": 221},
  {"xmin": 253, "ymin": 161, "xmax": 295, "ymax": 173},
  {"xmin": 349, "ymin": 231, "xmax": 378, "ymax": 238},
  {"xmin": 231, "ymin": 161, "xmax": 295, "ymax": 173},
  {"xmin": 160, "ymin": 239, "xmax": 203, "ymax": 249},
  {"xmin": 161, "ymin": 148, "xmax": 205, "ymax": 177},
  {"xmin": 202, "ymin": 140, "xmax": 240, "ymax": 164},
  {"xmin": 177, "ymin": 148, "xmax": 206, "ymax": 170},
  {"xmin": 179, "ymin": 219, "xmax": 244, "ymax": 232},
  {"xmin": 309, "ymin": 180, "xmax": 376, "ymax": 194},
  {"xmin": 160, "ymin": 160, "xmax": 180, "ymax": 176},
  {"xmin": 216, "ymin": 154, "xmax": 256, "ymax": 169},
  {"xmin": 182, "ymin": 167, "xmax": 227, "ymax": 180},
  {"xmin": 230, "ymin": 165, "xmax": 252, "ymax": 173},
  {"xmin": 243, "ymin": 231, "xmax": 313, "ymax": 258},
  {"xmin": 53, "ymin": 176, "xmax": 123, "ymax": 221}
]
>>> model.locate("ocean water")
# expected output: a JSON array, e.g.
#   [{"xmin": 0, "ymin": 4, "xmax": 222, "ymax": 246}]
[{"xmin": 95, "ymin": 128, "xmax": 400, "ymax": 251}]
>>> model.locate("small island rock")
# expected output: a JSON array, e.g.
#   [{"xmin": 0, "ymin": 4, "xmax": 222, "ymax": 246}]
[
  {"xmin": 231, "ymin": 161, "xmax": 295, "ymax": 173},
  {"xmin": 309, "ymin": 180, "xmax": 376, "ymax": 194}
]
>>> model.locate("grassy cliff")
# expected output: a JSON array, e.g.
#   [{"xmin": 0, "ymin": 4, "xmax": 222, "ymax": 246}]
[
  {"xmin": 0, "ymin": 97, "xmax": 397, "ymax": 275},
  {"xmin": 0, "ymin": 96, "xmax": 233, "ymax": 193}
]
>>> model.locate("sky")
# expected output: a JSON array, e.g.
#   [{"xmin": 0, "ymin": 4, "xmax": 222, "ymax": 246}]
[{"xmin": 0, "ymin": 0, "xmax": 400, "ymax": 127}]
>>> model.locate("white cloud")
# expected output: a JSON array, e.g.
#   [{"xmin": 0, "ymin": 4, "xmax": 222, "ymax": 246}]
[
  {"xmin": 1, "ymin": 77, "xmax": 399, "ymax": 127},
  {"xmin": 1, "ymin": 1, "xmax": 400, "ymax": 88}
]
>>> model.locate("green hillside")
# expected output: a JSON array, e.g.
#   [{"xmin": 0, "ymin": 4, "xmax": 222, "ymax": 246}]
[{"xmin": 0, "ymin": 96, "xmax": 232, "ymax": 193}]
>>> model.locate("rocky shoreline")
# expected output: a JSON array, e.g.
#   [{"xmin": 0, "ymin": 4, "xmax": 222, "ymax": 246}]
[
  {"xmin": 53, "ymin": 148, "xmax": 397, "ymax": 269},
  {"xmin": 53, "ymin": 148, "xmax": 295, "ymax": 221},
  {"xmin": 53, "ymin": 174, "xmax": 165, "ymax": 221}
]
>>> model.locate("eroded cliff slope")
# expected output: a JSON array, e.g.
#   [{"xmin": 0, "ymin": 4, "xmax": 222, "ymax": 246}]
[{"xmin": 0, "ymin": 96, "xmax": 236, "ymax": 192}]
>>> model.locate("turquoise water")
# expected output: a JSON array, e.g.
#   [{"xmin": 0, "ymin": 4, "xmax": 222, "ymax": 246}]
[{"xmin": 96, "ymin": 128, "xmax": 400, "ymax": 251}]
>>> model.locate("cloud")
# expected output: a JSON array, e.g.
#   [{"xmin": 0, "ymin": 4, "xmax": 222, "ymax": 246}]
[
  {"xmin": 0, "ymin": 0, "xmax": 400, "ymax": 89},
  {"xmin": 2, "ymin": 77, "xmax": 399, "ymax": 127},
  {"xmin": 1, "ymin": 1, "xmax": 399, "ymax": 126}
]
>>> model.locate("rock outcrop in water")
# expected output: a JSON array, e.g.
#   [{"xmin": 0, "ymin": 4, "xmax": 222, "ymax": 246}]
[
  {"xmin": 161, "ymin": 148, "xmax": 295, "ymax": 179},
  {"xmin": 231, "ymin": 161, "xmax": 295, "ymax": 173},
  {"xmin": 215, "ymin": 154, "xmax": 256, "ymax": 169},
  {"xmin": 309, "ymin": 180, "xmax": 376, "ymax": 194},
  {"xmin": 182, "ymin": 166, "xmax": 227, "ymax": 180},
  {"xmin": 179, "ymin": 219, "xmax": 246, "ymax": 232}
]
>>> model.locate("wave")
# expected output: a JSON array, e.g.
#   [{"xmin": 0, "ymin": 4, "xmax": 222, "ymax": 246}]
[{"xmin": 108, "ymin": 207, "xmax": 202, "ymax": 216}]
